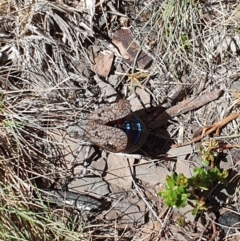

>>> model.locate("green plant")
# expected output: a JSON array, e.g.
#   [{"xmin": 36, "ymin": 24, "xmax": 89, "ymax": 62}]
[
  {"xmin": 3, "ymin": 120, "xmax": 22, "ymax": 129},
  {"xmin": 159, "ymin": 168, "xmax": 228, "ymax": 214},
  {"xmin": 159, "ymin": 141, "xmax": 228, "ymax": 215},
  {"xmin": 199, "ymin": 140, "xmax": 219, "ymax": 167},
  {"xmin": 159, "ymin": 173, "xmax": 190, "ymax": 208}
]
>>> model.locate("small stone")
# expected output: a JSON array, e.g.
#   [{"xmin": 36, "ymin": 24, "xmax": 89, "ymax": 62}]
[
  {"xmin": 69, "ymin": 176, "xmax": 110, "ymax": 197},
  {"xmin": 218, "ymin": 211, "xmax": 240, "ymax": 234}
]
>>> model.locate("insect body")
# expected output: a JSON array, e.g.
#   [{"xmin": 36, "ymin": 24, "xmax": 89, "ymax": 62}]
[{"xmin": 85, "ymin": 99, "xmax": 148, "ymax": 153}]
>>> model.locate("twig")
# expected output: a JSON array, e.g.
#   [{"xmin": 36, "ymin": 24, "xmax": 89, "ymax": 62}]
[
  {"xmin": 145, "ymin": 89, "xmax": 223, "ymax": 129},
  {"xmin": 209, "ymin": 221, "xmax": 217, "ymax": 241},
  {"xmin": 173, "ymin": 112, "xmax": 239, "ymax": 147},
  {"xmin": 127, "ymin": 159, "xmax": 164, "ymax": 227}
]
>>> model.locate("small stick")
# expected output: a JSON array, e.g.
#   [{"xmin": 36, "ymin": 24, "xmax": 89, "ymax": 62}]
[
  {"xmin": 145, "ymin": 89, "xmax": 223, "ymax": 129},
  {"xmin": 208, "ymin": 221, "xmax": 217, "ymax": 241},
  {"xmin": 173, "ymin": 112, "xmax": 239, "ymax": 147}
]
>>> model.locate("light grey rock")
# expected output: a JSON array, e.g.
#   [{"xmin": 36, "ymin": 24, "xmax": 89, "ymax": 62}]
[{"xmin": 69, "ymin": 176, "xmax": 110, "ymax": 197}]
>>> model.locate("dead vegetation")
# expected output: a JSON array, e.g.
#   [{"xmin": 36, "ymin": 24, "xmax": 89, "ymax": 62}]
[{"xmin": 0, "ymin": 0, "xmax": 240, "ymax": 240}]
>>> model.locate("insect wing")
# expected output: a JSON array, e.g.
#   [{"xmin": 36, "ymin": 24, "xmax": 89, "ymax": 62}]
[
  {"xmin": 87, "ymin": 99, "xmax": 131, "ymax": 124},
  {"xmin": 85, "ymin": 120, "xmax": 128, "ymax": 152}
]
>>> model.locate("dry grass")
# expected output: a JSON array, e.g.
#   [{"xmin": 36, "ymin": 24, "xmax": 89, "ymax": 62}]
[{"xmin": 0, "ymin": 0, "xmax": 240, "ymax": 240}]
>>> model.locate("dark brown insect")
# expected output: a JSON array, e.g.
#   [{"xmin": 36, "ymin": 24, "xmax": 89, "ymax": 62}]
[{"xmin": 85, "ymin": 99, "xmax": 148, "ymax": 153}]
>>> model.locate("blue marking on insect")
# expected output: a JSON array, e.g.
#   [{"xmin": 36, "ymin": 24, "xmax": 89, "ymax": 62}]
[
  {"xmin": 85, "ymin": 99, "xmax": 148, "ymax": 153},
  {"xmin": 105, "ymin": 113, "xmax": 145, "ymax": 152}
]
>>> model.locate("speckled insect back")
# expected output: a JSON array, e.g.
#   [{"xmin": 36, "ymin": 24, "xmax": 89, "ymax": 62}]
[{"xmin": 85, "ymin": 99, "xmax": 148, "ymax": 153}]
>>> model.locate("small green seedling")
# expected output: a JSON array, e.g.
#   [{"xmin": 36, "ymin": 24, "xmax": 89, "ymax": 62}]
[
  {"xmin": 159, "ymin": 141, "xmax": 228, "ymax": 215},
  {"xmin": 159, "ymin": 173, "xmax": 189, "ymax": 208},
  {"xmin": 159, "ymin": 168, "xmax": 228, "ymax": 214},
  {"xmin": 199, "ymin": 140, "xmax": 218, "ymax": 167}
]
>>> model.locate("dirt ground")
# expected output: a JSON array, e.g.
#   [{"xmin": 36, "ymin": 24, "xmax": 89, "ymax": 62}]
[{"xmin": 1, "ymin": 0, "xmax": 240, "ymax": 240}]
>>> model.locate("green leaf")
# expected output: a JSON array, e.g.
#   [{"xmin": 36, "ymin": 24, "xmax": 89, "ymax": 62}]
[
  {"xmin": 192, "ymin": 208, "xmax": 199, "ymax": 215},
  {"xmin": 177, "ymin": 216, "xmax": 185, "ymax": 227},
  {"xmin": 176, "ymin": 173, "xmax": 188, "ymax": 187},
  {"xmin": 165, "ymin": 190, "xmax": 178, "ymax": 207},
  {"xmin": 165, "ymin": 174, "xmax": 176, "ymax": 188}
]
